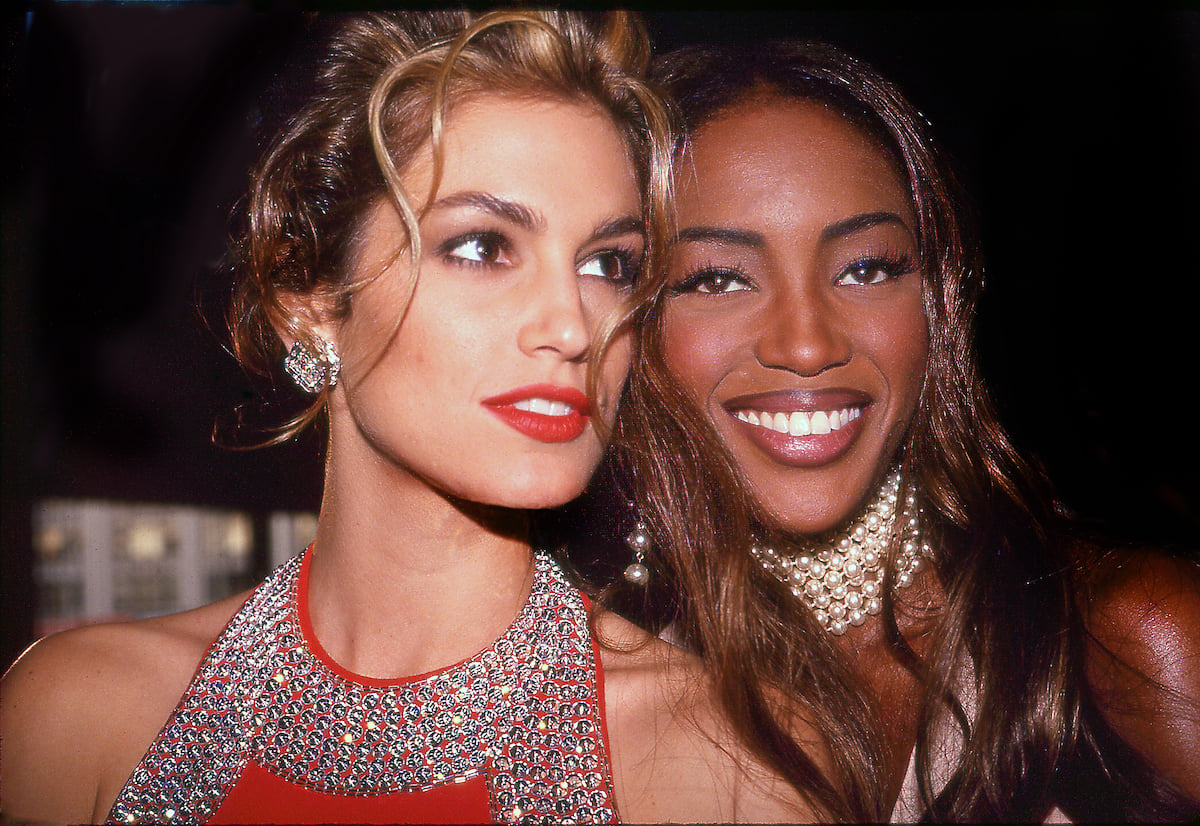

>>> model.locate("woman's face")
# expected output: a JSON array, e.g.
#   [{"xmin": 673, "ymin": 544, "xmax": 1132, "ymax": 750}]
[
  {"xmin": 323, "ymin": 94, "xmax": 641, "ymax": 509},
  {"xmin": 661, "ymin": 98, "xmax": 928, "ymax": 534}
]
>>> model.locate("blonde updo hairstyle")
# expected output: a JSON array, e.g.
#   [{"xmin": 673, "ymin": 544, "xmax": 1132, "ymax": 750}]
[{"xmin": 227, "ymin": 10, "xmax": 673, "ymax": 440}]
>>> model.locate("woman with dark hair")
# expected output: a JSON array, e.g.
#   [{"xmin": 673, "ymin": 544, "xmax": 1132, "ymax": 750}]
[
  {"xmin": 1, "ymin": 13, "xmax": 809, "ymax": 823},
  {"xmin": 611, "ymin": 39, "xmax": 1200, "ymax": 821}
]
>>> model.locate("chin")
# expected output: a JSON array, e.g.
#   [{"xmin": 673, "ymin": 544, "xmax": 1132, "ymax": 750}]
[
  {"xmin": 481, "ymin": 473, "xmax": 591, "ymax": 512},
  {"xmin": 489, "ymin": 492, "xmax": 584, "ymax": 513},
  {"xmin": 753, "ymin": 478, "xmax": 874, "ymax": 537},
  {"xmin": 766, "ymin": 509, "xmax": 855, "ymax": 538}
]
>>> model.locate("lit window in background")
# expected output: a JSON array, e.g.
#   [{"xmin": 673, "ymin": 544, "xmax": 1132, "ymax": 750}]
[{"xmin": 33, "ymin": 500, "xmax": 316, "ymax": 635}]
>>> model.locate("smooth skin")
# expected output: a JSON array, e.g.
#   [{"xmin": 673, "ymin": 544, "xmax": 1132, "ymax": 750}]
[
  {"xmin": 660, "ymin": 96, "xmax": 1200, "ymax": 809},
  {"xmin": 663, "ymin": 97, "xmax": 927, "ymax": 537},
  {"xmin": 2, "ymin": 95, "xmax": 812, "ymax": 824}
]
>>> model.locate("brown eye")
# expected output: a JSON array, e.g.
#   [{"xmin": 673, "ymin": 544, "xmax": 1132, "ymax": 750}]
[
  {"xmin": 444, "ymin": 232, "xmax": 510, "ymax": 265},
  {"xmin": 838, "ymin": 263, "xmax": 890, "ymax": 285},
  {"xmin": 670, "ymin": 267, "xmax": 753, "ymax": 295},
  {"xmin": 834, "ymin": 254, "xmax": 915, "ymax": 286},
  {"xmin": 579, "ymin": 249, "xmax": 639, "ymax": 285}
]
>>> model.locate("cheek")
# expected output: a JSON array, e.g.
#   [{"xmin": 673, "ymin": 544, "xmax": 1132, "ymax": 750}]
[
  {"xmin": 660, "ymin": 308, "xmax": 725, "ymax": 405},
  {"xmin": 381, "ymin": 315, "xmax": 439, "ymax": 380},
  {"xmin": 868, "ymin": 301, "xmax": 929, "ymax": 413},
  {"xmin": 401, "ymin": 281, "xmax": 495, "ymax": 361},
  {"xmin": 600, "ymin": 331, "xmax": 633, "ymax": 408},
  {"xmin": 579, "ymin": 285, "xmax": 635, "ymax": 408}
]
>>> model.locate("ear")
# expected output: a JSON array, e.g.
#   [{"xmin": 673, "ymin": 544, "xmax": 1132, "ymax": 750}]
[{"xmin": 275, "ymin": 288, "xmax": 341, "ymax": 352}]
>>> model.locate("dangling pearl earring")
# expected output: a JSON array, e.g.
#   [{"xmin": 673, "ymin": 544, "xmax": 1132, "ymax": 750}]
[{"xmin": 623, "ymin": 517, "xmax": 650, "ymax": 585}]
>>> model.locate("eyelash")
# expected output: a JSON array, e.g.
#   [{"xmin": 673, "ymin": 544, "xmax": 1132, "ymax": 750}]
[
  {"xmin": 584, "ymin": 245, "xmax": 643, "ymax": 287},
  {"xmin": 437, "ymin": 231, "xmax": 509, "ymax": 268},
  {"xmin": 836, "ymin": 250, "xmax": 917, "ymax": 286},
  {"xmin": 669, "ymin": 264, "xmax": 752, "ymax": 295},
  {"xmin": 670, "ymin": 250, "xmax": 917, "ymax": 295},
  {"xmin": 437, "ymin": 231, "xmax": 643, "ymax": 285}
]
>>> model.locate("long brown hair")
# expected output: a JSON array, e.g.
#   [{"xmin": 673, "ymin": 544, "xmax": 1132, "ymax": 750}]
[
  {"xmin": 612, "ymin": 39, "xmax": 1196, "ymax": 820},
  {"xmin": 224, "ymin": 10, "xmax": 673, "ymax": 442}
]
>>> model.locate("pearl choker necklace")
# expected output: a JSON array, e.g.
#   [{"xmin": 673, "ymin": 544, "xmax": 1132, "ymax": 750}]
[{"xmin": 750, "ymin": 470, "xmax": 929, "ymax": 635}]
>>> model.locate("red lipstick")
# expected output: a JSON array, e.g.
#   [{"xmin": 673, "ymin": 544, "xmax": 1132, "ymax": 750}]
[
  {"xmin": 482, "ymin": 384, "xmax": 591, "ymax": 443},
  {"xmin": 723, "ymin": 389, "xmax": 871, "ymax": 468}
]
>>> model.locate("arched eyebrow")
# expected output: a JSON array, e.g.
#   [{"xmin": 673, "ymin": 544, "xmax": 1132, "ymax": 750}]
[
  {"xmin": 429, "ymin": 191, "xmax": 547, "ymax": 233},
  {"xmin": 673, "ymin": 212, "xmax": 911, "ymax": 247},
  {"xmin": 588, "ymin": 215, "xmax": 644, "ymax": 246},
  {"xmin": 672, "ymin": 226, "xmax": 765, "ymax": 247},
  {"xmin": 819, "ymin": 211, "xmax": 910, "ymax": 242},
  {"xmin": 428, "ymin": 193, "xmax": 641, "ymax": 247}
]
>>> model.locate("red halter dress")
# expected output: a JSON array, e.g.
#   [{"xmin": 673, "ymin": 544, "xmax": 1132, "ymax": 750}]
[{"xmin": 106, "ymin": 549, "xmax": 619, "ymax": 824}]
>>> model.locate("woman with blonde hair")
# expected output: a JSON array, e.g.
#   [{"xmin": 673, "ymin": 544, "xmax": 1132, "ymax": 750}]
[{"xmin": 1, "ymin": 12, "xmax": 809, "ymax": 823}]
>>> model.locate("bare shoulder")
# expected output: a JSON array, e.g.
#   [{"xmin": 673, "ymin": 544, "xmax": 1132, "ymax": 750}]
[
  {"xmin": 1079, "ymin": 545, "xmax": 1200, "ymax": 799},
  {"xmin": 1, "ymin": 591, "xmax": 249, "ymax": 823},
  {"xmin": 1082, "ymin": 546, "xmax": 1200, "ymax": 688},
  {"xmin": 594, "ymin": 610, "xmax": 820, "ymax": 823}
]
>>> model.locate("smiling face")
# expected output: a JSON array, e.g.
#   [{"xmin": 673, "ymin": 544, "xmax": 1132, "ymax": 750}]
[
  {"xmin": 661, "ymin": 97, "xmax": 928, "ymax": 534},
  {"xmin": 320, "ymin": 94, "xmax": 642, "ymax": 510}
]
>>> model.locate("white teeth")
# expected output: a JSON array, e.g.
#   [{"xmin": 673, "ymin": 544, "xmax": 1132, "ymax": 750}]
[
  {"xmin": 828, "ymin": 407, "xmax": 858, "ymax": 431},
  {"xmin": 514, "ymin": 398, "xmax": 573, "ymax": 416},
  {"xmin": 735, "ymin": 405, "xmax": 863, "ymax": 436}
]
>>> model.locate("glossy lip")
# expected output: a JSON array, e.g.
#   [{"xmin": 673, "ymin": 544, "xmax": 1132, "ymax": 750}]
[
  {"xmin": 723, "ymin": 388, "xmax": 872, "ymax": 468},
  {"xmin": 481, "ymin": 383, "xmax": 591, "ymax": 444}
]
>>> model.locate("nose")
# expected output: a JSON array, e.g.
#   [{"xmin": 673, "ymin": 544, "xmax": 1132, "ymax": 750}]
[
  {"xmin": 517, "ymin": 266, "xmax": 591, "ymax": 362},
  {"xmin": 753, "ymin": 285, "xmax": 852, "ymax": 377}
]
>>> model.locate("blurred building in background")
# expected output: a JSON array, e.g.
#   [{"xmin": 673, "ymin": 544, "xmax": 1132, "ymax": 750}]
[{"xmin": 32, "ymin": 500, "xmax": 316, "ymax": 635}]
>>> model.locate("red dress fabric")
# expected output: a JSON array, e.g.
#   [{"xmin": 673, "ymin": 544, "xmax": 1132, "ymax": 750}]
[{"xmin": 211, "ymin": 761, "xmax": 493, "ymax": 824}]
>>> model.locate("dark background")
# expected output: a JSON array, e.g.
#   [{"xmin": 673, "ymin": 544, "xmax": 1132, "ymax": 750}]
[{"xmin": 4, "ymin": 6, "xmax": 1199, "ymax": 670}]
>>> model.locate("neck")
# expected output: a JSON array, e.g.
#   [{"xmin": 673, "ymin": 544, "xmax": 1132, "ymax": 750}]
[
  {"xmin": 305, "ymin": 426, "xmax": 537, "ymax": 680},
  {"xmin": 754, "ymin": 468, "xmax": 931, "ymax": 636}
]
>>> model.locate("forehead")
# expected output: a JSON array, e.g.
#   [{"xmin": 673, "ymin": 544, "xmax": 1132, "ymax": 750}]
[
  {"xmin": 407, "ymin": 92, "xmax": 638, "ymax": 207},
  {"xmin": 677, "ymin": 97, "xmax": 914, "ymax": 231}
]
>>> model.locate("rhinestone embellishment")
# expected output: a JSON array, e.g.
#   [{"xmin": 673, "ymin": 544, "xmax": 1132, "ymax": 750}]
[
  {"xmin": 283, "ymin": 337, "xmax": 341, "ymax": 394},
  {"xmin": 751, "ymin": 469, "xmax": 929, "ymax": 635},
  {"xmin": 107, "ymin": 551, "xmax": 617, "ymax": 823}
]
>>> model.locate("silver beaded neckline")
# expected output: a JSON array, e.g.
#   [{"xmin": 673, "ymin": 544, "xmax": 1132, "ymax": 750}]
[
  {"xmin": 750, "ymin": 469, "xmax": 929, "ymax": 635},
  {"xmin": 107, "ymin": 549, "xmax": 618, "ymax": 824}
]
